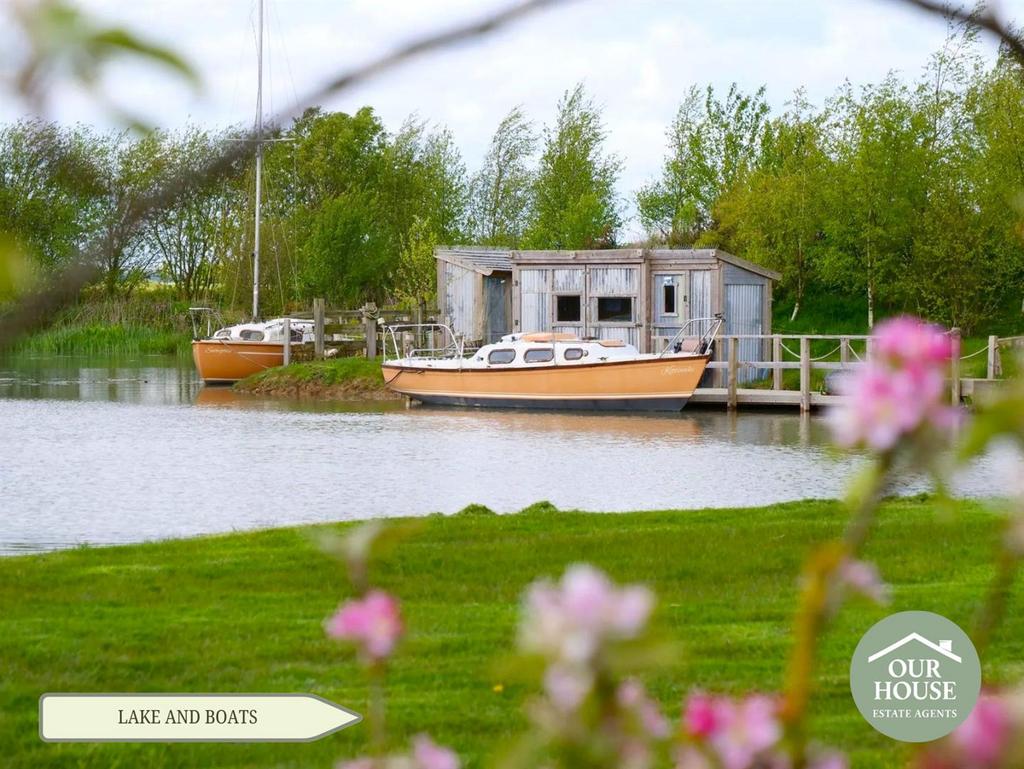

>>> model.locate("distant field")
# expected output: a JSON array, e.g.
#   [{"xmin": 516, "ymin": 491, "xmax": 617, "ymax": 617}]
[{"xmin": 1, "ymin": 498, "xmax": 1020, "ymax": 769}]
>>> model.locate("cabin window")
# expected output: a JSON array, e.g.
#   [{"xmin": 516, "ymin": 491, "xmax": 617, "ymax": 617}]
[
  {"xmin": 596, "ymin": 296, "xmax": 633, "ymax": 322},
  {"xmin": 488, "ymin": 349, "xmax": 516, "ymax": 364},
  {"xmin": 556, "ymin": 295, "xmax": 582, "ymax": 322},
  {"xmin": 239, "ymin": 329, "xmax": 265, "ymax": 341},
  {"xmin": 563, "ymin": 348, "xmax": 585, "ymax": 361},
  {"xmin": 524, "ymin": 348, "xmax": 554, "ymax": 363},
  {"xmin": 663, "ymin": 281, "xmax": 677, "ymax": 315}
]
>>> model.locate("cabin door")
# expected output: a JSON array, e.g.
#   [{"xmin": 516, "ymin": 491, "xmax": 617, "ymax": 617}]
[
  {"xmin": 484, "ymin": 275, "xmax": 510, "ymax": 343},
  {"xmin": 652, "ymin": 273, "xmax": 683, "ymax": 351}
]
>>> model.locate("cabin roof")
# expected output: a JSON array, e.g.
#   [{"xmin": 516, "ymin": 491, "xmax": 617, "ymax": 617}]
[
  {"xmin": 436, "ymin": 246, "xmax": 513, "ymax": 275},
  {"xmin": 648, "ymin": 248, "xmax": 781, "ymax": 281},
  {"xmin": 435, "ymin": 246, "xmax": 778, "ymax": 281}
]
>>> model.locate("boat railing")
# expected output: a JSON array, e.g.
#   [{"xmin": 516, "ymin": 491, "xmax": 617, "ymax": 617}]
[
  {"xmin": 381, "ymin": 323, "xmax": 465, "ymax": 363},
  {"xmin": 658, "ymin": 315, "xmax": 724, "ymax": 358},
  {"xmin": 188, "ymin": 307, "xmax": 225, "ymax": 340}
]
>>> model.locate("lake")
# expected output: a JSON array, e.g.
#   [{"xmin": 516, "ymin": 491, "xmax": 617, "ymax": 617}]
[{"xmin": 0, "ymin": 353, "xmax": 1009, "ymax": 555}]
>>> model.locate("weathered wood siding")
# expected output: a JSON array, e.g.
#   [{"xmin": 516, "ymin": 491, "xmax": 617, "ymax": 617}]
[{"xmin": 440, "ymin": 260, "xmax": 482, "ymax": 341}]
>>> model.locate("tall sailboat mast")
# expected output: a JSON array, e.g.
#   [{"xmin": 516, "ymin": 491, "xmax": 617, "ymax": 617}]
[{"xmin": 252, "ymin": 0, "xmax": 264, "ymax": 321}]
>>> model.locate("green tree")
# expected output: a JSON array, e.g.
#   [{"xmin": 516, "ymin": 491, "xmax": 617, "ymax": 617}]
[
  {"xmin": 637, "ymin": 84, "xmax": 768, "ymax": 245},
  {"xmin": 86, "ymin": 128, "xmax": 168, "ymax": 295},
  {"xmin": 0, "ymin": 120, "xmax": 97, "ymax": 272},
  {"xmin": 394, "ymin": 215, "xmax": 438, "ymax": 312},
  {"xmin": 144, "ymin": 127, "xmax": 243, "ymax": 301},
  {"xmin": 524, "ymin": 84, "xmax": 621, "ymax": 249},
  {"xmin": 713, "ymin": 92, "xmax": 829, "ymax": 320},
  {"xmin": 819, "ymin": 77, "xmax": 930, "ymax": 328},
  {"xmin": 468, "ymin": 106, "xmax": 536, "ymax": 246}
]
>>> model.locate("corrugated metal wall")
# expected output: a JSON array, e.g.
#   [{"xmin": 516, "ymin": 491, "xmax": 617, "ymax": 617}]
[
  {"xmin": 441, "ymin": 261, "xmax": 480, "ymax": 341},
  {"xmin": 725, "ymin": 283, "xmax": 764, "ymax": 383}
]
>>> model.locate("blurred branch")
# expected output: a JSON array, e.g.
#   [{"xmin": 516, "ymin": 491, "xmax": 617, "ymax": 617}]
[
  {"xmin": 896, "ymin": 0, "xmax": 1024, "ymax": 64},
  {"xmin": 0, "ymin": 0, "xmax": 572, "ymax": 349}
]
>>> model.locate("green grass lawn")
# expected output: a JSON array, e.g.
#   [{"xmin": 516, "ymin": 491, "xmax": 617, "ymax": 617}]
[{"xmin": 1, "ymin": 499, "xmax": 1020, "ymax": 769}]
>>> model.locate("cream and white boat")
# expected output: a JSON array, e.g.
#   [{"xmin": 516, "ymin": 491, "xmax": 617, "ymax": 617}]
[
  {"xmin": 381, "ymin": 317, "xmax": 721, "ymax": 412},
  {"xmin": 190, "ymin": 310, "xmax": 314, "ymax": 384}
]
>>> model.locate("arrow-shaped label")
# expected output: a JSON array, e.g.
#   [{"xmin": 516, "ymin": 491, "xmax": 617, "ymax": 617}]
[{"xmin": 39, "ymin": 693, "xmax": 361, "ymax": 742}]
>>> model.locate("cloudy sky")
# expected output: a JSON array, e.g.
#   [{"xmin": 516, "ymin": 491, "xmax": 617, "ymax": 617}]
[{"xmin": 6, "ymin": 0, "xmax": 1024, "ymax": 235}]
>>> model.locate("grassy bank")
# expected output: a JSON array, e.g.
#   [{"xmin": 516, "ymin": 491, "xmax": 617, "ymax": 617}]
[
  {"xmin": 15, "ymin": 322, "xmax": 191, "ymax": 356},
  {"xmin": 13, "ymin": 289, "xmax": 205, "ymax": 356},
  {"xmin": 235, "ymin": 356, "xmax": 397, "ymax": 399},
  {"xmin": 1, "ymin": 498, "xmax": 1020, "ymax": 769}
]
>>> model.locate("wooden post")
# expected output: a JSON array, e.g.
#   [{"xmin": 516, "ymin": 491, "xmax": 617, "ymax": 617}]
[
  {"xmin": 840, "ymin": 336, "xmax": 850, "ymax": 365},
  {"xmin": 313, "ymin": 298, "xmax": 325, "ymax": 360},
  {"xmin": 799, "ymin": 336, "xmax": 811, "ymax": 412},
  {"xmin": 727, "ymin": 336, "xmax": 738, "ymax": 410},
  {"xmin": 364, "ymin": 303, "xmax": 378, "ymax": 359},
  {"xmin": 950, "ymin": 327, "xmax": 962, "ymax": 405},
  {"xmin": 772, "ymin": 334, "xmax": 782, "ymax": 391},
  {"xmin": 987, "ymin": 335, "xmax": 999, "ymax": 379},
  {"xmin": 283, "ymin": 317, "xmax": 291, "ymax": 366}
]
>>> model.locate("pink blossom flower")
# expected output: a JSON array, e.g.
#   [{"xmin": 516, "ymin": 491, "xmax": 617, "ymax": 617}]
[
  {"xmin": 873, "ymin": 316, "xmax": 958, "ymax": 367},
  {"xmin": 412, "ymin": 734, "xmax": 460, "ymax": 769},
  {"xmin": 682, "ymin": 693, "xmax": 782, "ymax": 769},
  {"xmin": 837, "ymin": 558, "xmax": 891, "ymax": 604},
  {"xmin": 951, "ymin": 694, "xmax": 1012, "ymax": 767},
  {"xmin": 519, "ymin": 565, "xmax": 654, "ymax": 666},
  {"xmin": 829, "ymin": 316, "xmax": 958, "ymax": 451},
  {"xmin": 676, "ymin": 745, "xmax": 713, "ymax": 769},
  {"xmin": 325, "ymin": 589, "xmax": 403, "ymax": 660},
  {"xmin": 710, "ymin": 695, "xmax": 782, "ymax": 769},
  {"xmin": 683, "ymin": 692, "xmax": 723, "ymax": 738},
  {"xmin": 543, "ymin": 664, "xmax": 594, "ymax": 711},
  {"xmin": 808, "ymin": 750, "xmax": 848, "ymax": 769},
  {"xmin": 618, "ymin": 679, "xmax": 670, "ymax": 738}
]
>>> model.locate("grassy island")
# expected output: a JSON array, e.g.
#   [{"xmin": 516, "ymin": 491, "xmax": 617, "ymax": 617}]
[
  {"xmin": 234, "ymin": 356, "xmax": 398, "ymax": 400},
  {"xmin": 1, "ymin": 497, "xmax": 1020, "ymax": 769}
]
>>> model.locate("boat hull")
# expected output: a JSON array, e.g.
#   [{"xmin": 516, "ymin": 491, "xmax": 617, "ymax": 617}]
[
  {"xmin": 381, "ymin": 355, "xmax": 710, "ymax": 412},
  {"xmin": 192, "ymin": 339, "xmax": 285, "ymax": 384}
]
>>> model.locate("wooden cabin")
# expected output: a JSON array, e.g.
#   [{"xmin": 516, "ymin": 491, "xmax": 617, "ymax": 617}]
[{"xmin": 436, "ymin": 246, "xmax": 779, "ymax": 381}]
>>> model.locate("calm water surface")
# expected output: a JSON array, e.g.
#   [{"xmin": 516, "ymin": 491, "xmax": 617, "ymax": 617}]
[{"xmin": 0, "ymin": 354, "xmax": 1008, "ymax": 555}]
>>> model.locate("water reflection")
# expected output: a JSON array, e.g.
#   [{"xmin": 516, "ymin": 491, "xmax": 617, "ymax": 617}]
[
  {"xmin": 0, "ymin": 353, "xmax": 199, "ymax": 405},
  {"xmin": 0, "ymin": 354, "xmax": 1001, "ymax": 555}
]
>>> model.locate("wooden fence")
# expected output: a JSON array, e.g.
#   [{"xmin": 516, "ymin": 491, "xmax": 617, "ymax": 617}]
[
  {"xmin": 283, "ymin": 300, "xmax": 439, "ymax": 364},
  {"xmin": 695, "ymin": 329, "xmax": 1008, "ymax": 411}
]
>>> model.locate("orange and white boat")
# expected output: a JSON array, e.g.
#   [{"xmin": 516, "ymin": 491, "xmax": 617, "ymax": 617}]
[
  {"xmin": 191, "ymin": 312, "xmax": 313, "ymax": 384},
  {"xmin": 381, "ymin": 317, "xmax": 721, "ymax": 412}
]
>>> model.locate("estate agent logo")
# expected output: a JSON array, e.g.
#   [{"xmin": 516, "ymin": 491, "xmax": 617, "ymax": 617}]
[{"xmin": 850, "ymin": 611, "xmax": 981, "ymax": 742}]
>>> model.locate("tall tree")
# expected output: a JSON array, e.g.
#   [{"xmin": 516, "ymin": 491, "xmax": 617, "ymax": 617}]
[
  {"xmin": 468, "ymin": 106, "xmax": 536, "ymax": 246},
  {"xmin": 637, "ymin": 84, "xmax": 768, "ymax": 245},
  {"xmin": 524, "ymin": 84, "xmax": 621, "ymax": 250},
  {"xmin": 819, "ymin": 77, "xmax": 930, "ymax": 328},
  {"xmin": 0, "ymin": 120, "xmax": 97, "ymax": 272},
  {"xmin": 713, "ymin": 92, "xmax": 829, "ymax": 320}
]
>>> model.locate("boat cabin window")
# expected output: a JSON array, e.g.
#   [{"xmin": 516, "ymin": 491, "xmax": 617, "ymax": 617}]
[
  {"xmin": 597, "ymin": 296, "xmax": 633, "ymax": 322},
  {"xmin": 239, "ymin": 329, "xmax": 265, "ymax": 341},
  {"xmin": 663, "ymin": 281, "xmax": 677, "ymax": 315},
  {"xmin": 488, "ymin": 349, "xmax": 516, "ymax": 365},
  {"xmin": 524, "ymin": 348, "xmax": 554, "ymax": 363},
  {"xmin": 563, "ymin": 348, "xmax": 585, "ymax": 361},
  {"xmin": 556, "ymin": 295, "xmax": 581, "ymax": 323}
]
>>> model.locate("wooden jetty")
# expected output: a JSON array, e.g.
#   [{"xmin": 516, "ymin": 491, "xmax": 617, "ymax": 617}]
[{"xmin": 287, "ymin": 301, "xmax": 1012, "ymax": 413}]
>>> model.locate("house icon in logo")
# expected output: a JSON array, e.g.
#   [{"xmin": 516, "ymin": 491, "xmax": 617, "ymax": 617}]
[{"xmin": 867, "ymin": 633, "xmax": 962, "ymax": 664}]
